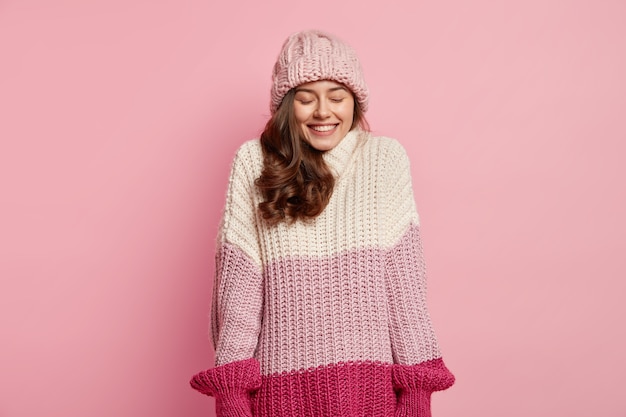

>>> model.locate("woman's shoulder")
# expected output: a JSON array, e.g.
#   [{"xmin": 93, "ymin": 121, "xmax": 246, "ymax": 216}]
[
  {"xmin": 361, "ymin": 133, "xmax": 410, "ymax": 161},
  {"xmin": 233, "ymin": 138, "xmax": 262, "ymax": 161},
  {"xmin": 232, "ymin": 139, "xmax": 263, "ymax": 168},
  {"xmin": 226, "ymin": 139, "xmax": 263, "ymax": 184}
]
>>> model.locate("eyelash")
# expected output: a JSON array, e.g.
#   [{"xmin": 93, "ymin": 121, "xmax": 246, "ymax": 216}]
[{"xmin": 298, "ymin": 98, "xmax": 344, "ymax": 105}]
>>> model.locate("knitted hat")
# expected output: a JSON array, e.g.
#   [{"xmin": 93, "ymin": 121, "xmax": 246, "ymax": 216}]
[{"xmin": 270, "ymin": 30, "xmax": 369, "ymax": 114}]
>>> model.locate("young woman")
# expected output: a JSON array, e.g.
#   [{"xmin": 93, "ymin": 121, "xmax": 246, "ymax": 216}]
[{"xmin": 191, "ymin": 30, "xmax": 455, "ymax": 417}]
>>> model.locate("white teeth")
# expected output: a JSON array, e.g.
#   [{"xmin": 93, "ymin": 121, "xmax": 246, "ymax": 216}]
[{"xmin": 310, "ymin": 124, "xmax": 336, "ymax": 132}]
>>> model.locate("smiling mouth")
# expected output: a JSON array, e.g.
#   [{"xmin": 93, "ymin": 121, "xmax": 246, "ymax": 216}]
[{"xmin": 309, "ymin": 124, "xmax": 338, "ymax": 132}]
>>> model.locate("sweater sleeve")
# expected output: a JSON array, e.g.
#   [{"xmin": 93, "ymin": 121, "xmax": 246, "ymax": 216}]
[
  {"xmin": 381, "ymin": 139, "xmax": 455, "ymax": 417},
  {"xmin": 190, "ymin": 141, "xmax": 264, "ymax": 416}
]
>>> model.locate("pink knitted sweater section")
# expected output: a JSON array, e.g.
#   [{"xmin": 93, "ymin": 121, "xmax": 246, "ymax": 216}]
[{"xmin": 191, "ymin": 130, "xmax": 454, "ymax": 417}]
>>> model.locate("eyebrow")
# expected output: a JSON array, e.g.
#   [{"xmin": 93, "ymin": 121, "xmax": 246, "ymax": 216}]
[{"xmin": 294, "ymin": 86, "xmax": 348, "ymax": 93}]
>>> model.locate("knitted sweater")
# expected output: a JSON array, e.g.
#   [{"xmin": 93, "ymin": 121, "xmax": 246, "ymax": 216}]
[{"xmin": 191, "ymin": 129, "xmax": 455, "ymax": 417}]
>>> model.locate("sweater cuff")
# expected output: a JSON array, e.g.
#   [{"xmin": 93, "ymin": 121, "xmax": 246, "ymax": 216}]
[
  {"xmin": 214, "ymin": 392, "xmax": 256, "ymax": 417},
  {"xmin": 190, "ymin": 358, "xmax": 261, "ymax": 416},
  {"xmin": 392, "ymin": 358, "xmax": 455, "ymax": 417}
]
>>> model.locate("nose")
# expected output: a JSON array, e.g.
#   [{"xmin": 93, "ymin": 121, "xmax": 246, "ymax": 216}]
[{"xmin": 314, "ymin": 100, "xmax": 330, "ymax": 118}]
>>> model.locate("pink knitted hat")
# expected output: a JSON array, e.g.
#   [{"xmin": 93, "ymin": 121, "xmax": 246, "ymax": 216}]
[{"xmin": 270, "ymin": 30, "xmax": 369, "ymax": 114}]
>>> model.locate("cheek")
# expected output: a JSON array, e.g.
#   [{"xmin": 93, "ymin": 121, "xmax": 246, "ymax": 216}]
[
  {"xmin": 340, "ymin": 103, "xmax": 355, "ymax": 123},
  {"xmin": 337, "ymin": 97, "xmax": 355, "ymax": 119},
  {"xmin": 293, "ymin": 105, "xmax": 311, "ymax": 124}
]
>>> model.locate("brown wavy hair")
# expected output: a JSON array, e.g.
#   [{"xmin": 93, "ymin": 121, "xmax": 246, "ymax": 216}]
[{"xmin": 255, "ymin": 89, "xmax": 369, "ymax": 226}]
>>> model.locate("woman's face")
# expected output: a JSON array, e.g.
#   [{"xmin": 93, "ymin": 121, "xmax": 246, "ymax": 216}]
[{"xmin": 293, "ymin": 80, "xmax": 355, "ymax": 151}]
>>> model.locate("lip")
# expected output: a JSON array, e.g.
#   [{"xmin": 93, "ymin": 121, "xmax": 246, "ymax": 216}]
[{"xmin": 307, "ymin": 123, "xmax": 339, "ymax": 136}]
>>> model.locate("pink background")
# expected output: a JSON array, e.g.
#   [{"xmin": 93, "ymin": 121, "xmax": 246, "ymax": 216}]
[{"xmin": 1, "ymin": 0, "xmax": 625, "ymax": 416}]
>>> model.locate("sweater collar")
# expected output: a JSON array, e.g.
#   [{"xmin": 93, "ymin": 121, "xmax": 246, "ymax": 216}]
[{"xmin": 322, "ymin": 129, "xmax": 362, "ymax": 178}]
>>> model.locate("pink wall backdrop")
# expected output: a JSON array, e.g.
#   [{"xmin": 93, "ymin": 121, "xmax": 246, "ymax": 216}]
[{"xmin": 1, "ymin": 0, "xmax": 625, "ymax": 416}]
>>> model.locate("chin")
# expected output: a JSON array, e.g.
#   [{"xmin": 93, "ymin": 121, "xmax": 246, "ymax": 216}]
[
  {"xmin": 306, "ymin": 138, "xmax": 340, "ymax": 152},
  {"xmin": 304, "ymin": 130, "xmax": 348, "ymax": 151}
]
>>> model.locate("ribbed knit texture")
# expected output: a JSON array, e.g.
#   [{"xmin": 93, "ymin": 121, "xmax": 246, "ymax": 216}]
[
  {"xmin": 191, "ymin": 129, "xmax": 454, "ymax": 416},
  {"xmin": 190, "ymin": 358, "xmax": 261, "ymax": 417}
]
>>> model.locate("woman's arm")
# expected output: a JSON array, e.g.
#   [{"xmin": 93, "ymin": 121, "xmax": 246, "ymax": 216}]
[
  {"xmin": 190, "ymin": 141, "xmax": 264, "ymax": 417},
  {"xmin": 381, "ymin": 139, "xmax": 455, "ymax": 417}
]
